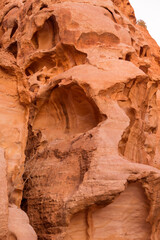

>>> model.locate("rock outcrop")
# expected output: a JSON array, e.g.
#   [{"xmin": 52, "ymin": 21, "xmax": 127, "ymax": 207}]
[{"xmin": 0, "ymin": 0, "xmax": 160, "ymax": 239}]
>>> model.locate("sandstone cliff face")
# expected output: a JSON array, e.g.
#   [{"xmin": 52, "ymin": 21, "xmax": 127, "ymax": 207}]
[{"xmin": 0, "ymin": 0, "xmax": 160, "ymax": 239}]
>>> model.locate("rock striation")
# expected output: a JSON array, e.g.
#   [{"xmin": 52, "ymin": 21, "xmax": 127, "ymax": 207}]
[{"xmin": 0, "ymin": 0, "xmax": 160, "ymax": 239}]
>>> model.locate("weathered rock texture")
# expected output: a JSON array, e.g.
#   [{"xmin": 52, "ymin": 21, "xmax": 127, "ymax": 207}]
[
  {"xmin": 0, "ymin": 148, "xmax": 8, "ymax": 240},
  {"xmin": 0, "ymin": 0, "xmax": 160, "ymax": 239}
]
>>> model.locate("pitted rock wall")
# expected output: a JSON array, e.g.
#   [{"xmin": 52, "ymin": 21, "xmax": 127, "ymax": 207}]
[{"xmin": 0, "ymin": 0, "xmax": 160, "ymax": 239}]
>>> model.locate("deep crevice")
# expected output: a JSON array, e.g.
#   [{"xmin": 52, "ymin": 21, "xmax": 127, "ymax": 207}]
[
  {"xmin": 10, "ymin": 21, "xmax": 18, "ymax": 38},
  {"xmin": 139, "ymin": 45, "xmax": 150, "ymax": 58},
  {"xmin": 139, "ymin": 65, "xmax": 149, "ymax": 74},
  {"xmin": 103, "ymin": 7, "xmax": 117, "ymax": 23},
  {"xmin": 40, "ymin": 4, "xmax": 48, "ymax": 10},
  {"xmin": 7, "ymin": 41, "xmax": 18, "ymax": 58},
  {"xmin": 118, "ymin": 79, "xmax": 158, "ymax": 165},
  {"xmin": 27, "ymin": 4, "xmax": 32, "ymax": 16},
  {"xmin": 125, "ymin": 53, "xmax": 132, "ymax": 61}
]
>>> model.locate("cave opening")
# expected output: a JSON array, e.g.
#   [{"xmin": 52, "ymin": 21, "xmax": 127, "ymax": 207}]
[
  {"xmin": 31, "ymin": 15, "xmax": 59, "ymax": 50},
  {"xmin": 32, "ymin": 82, "xmax": 105, "ymax": 142},
  {"xmin": 21, "ymin": 82, "xmax": 106, "ymax": 239}
]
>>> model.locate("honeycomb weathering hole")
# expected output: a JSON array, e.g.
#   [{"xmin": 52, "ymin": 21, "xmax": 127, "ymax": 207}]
[
  {"xmin": 25, "ymin": 44, "xmax": 87, "ymax": 76},
  {"xmin": 7, "ymin": 41, "xmax": 18, "ymax": 58},
  {"xmin": 31, "ymin": 15, "xmax": 59, "ymax": 50},
  {"xmin": 33, "ymin": 83, "xmax": 104, "ymax": 142},
  {"xmin": 25, "ymin": 55, "xmax": 55, "ymax": 75}
]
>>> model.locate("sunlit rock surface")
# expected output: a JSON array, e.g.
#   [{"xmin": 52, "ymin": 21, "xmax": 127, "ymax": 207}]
[{"xmin": 0, "ymin": 0, "xmax": 160, "ymax": 239}]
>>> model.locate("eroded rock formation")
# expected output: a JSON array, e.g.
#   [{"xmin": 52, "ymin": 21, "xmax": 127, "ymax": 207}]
[
  {"xmin": 67, "ymin": 183, "xmax": 151, "ymax": 240},
  {"xmin": 0, "ymin": 0, "xmax": 160, "ymax": 239}
]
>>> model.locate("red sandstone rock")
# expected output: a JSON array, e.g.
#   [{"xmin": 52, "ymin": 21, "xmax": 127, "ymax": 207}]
[{"xmin": 0, "ymin": 0, "xmax": 160, "ymax": 239}]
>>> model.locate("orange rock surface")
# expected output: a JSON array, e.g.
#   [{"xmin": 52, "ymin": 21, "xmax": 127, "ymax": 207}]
[{"xmin": 0, "ymin": 0, "xmax": 160, "ymax": 239}]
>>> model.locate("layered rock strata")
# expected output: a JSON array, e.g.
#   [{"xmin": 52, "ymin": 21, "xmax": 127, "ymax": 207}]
[{"xmin": 0, "ymin": 0, "xmax": 160, "ymax": 239}]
